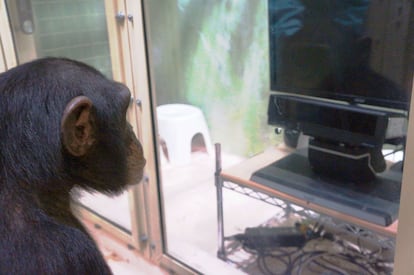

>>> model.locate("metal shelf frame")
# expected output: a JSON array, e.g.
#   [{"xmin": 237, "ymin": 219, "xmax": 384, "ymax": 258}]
[{"xmin": 214, "ymin": 144, "xmax": 395, "ymax": 273}]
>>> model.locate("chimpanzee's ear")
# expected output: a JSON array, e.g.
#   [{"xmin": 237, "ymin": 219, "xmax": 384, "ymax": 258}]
[{"xmin": 61, "ymin": 96, "xmax": 96, "ymax": 157}]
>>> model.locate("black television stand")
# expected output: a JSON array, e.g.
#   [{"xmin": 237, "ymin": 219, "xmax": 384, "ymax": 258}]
[{"xmin": 251, "ymin": 149, "xmax": 402, "ymax": 226}]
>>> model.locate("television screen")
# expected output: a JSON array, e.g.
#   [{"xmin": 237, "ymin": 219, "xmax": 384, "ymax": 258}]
[{"xmin": 268, "ymin": 0, "xmax": 414, "ymax": 110}]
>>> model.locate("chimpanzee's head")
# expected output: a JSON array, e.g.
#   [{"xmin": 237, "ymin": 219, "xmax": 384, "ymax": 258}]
[{"xmin": 0, "ymin": 57, "xmax": 146, "ymax": 195}]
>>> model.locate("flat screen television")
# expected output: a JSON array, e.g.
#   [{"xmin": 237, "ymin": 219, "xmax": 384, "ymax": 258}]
[
  {"xmin": 265, "ymin": 0, "xmax": 413, "ymax": 181},
  {"xmin": 268, "ymin": 0, "xmax": 413, "ymax": 110}
]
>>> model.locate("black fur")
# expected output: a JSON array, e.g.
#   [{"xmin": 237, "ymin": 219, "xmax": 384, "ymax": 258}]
[{"xmin": 0, "ymin": 58, "xmax": 145, "ymax": 274}]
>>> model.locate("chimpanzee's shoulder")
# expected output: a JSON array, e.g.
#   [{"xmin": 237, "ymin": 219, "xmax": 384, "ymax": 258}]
[{"xmin": 0, "ymin": 216, "xmax": 112, "ymax": 275}]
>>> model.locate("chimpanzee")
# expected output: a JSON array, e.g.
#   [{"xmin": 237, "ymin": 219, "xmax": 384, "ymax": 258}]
[{"xmin": 0, "ymin": 57, "xmax": 146, "ymax": 274}]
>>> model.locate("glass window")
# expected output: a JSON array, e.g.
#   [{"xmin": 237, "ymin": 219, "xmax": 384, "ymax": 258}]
[
  {"xmin": 145, "ymin": 1, "xmax": 282, "ymax": 273},
  {"xmin": 6, "ymin": 0, "xmax": 112, "ymax": 77},
  {"xmin": 144, "ymin": 0, "xmax": 412, "ymax": 273}
]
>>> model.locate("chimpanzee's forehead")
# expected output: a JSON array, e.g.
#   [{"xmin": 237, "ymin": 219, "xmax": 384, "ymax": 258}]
[
  {"xmin": 113, "ymin": 82, "xmax": 131, "ymax": 102},
  {"xmin": 76, "ymin": 80, "xmax": 130, "ymax": 118},
  {"xmin": 103, "ymin": 86, "xmax": 130, "ymax": 118},
  {"xmin": 89, "ymin": 80, "xmax": 130, "ymax": 101}
]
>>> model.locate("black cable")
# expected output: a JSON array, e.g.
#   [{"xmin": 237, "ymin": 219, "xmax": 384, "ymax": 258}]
[
  {"xmin": 239, "ymin": 238, "xmax": 301, "ymax": 275},
  {"xmin": 291, "ymin": 250, "xmax": 325, "ymax": 274},
  {"xmin": 297, "ymin": 252, "xmax": 347, "ymax": 275},
  {"xmin": 297, "ymin": 251, "xmax": 377, "ymax": 275},
  {"xmin": 258, "ymin": 248, "xmax": 300, "ymax": 275},
  {"xmin": 258, "ymin": 254, "xmax": 289, "ymax": 275},
  {"xmin": 227, "ymin": 224, "xmax": 387, "ymax": 275},
  {"xmin": 308, "ymin": 256, "xmax": 347, "ymax": 275}
]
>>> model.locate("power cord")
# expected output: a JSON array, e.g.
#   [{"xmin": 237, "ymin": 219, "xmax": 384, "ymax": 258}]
[{"xmin": 225, "ymin": 221, "xmax": 393, "ymax": 275}]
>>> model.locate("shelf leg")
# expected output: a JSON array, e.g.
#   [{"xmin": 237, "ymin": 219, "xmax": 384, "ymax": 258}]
[{"xmin": 215, "ymin": 143, "xmax": 226, "ymax": 259}]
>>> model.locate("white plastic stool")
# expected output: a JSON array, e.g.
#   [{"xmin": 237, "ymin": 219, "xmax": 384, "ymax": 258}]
[{"xmin": 156, "ymin": 104, "xmax": 213, "ymax": 165}]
